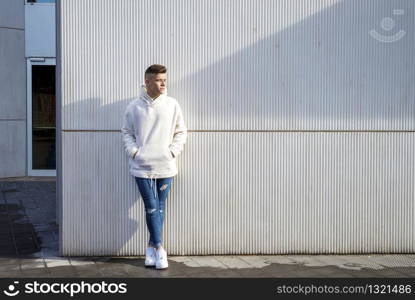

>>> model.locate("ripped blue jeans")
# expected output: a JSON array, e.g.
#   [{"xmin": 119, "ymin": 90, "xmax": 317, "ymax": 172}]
[{"xmin": 134, "ymin": 177, "xmax": 173, "ymax": 248}]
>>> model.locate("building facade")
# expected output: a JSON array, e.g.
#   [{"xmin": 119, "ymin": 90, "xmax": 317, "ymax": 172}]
[
  {"xmin": 3, "ymin": 0, "xmax": 413, "ymax": 255},
  {"xmin": 0, "ymin": 0, "xmax": 56, "ymax": 178}
]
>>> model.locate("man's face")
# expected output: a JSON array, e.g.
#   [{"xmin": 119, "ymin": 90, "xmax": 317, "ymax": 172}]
[{"xmin": 145, "ymin": 73, "xmax": 167, "ymax": 97}]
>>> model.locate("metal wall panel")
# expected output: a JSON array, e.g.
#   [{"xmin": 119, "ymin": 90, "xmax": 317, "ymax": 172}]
[
  {"xmin": 60, "ymin": 0, "xmax": 415, "ymax": 131},
  {"xmin": 62, "ymin": 132, "xmax": 414, "ymax": 255},
  {"xmin": 58, "ymin": 0, "xmax": 415, "ymax": 255},
  {"xmin": 0, "ymin": 0, "xmax": 24, "ymax": 29},
  {"xmin": 0, "ymin": 1, "xmax": 26, "ymax": 178},
  {"xmin": 0, "ymin": 121, "xmax": 26, "ymax": 178},
  {"xmin": 0, "ymin": 29, "xmax": 26, "ymax": 119}
]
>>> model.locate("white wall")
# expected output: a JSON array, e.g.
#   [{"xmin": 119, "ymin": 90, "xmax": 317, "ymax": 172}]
[{"xmin": 58, "ymin": 0, "xmax": 415, "ymax": 255}]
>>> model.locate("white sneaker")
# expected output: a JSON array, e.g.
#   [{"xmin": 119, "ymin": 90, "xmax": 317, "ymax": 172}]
[
  {"xmin": 144, "ymin": 247, "xmax": 156, "ymax": 267},
  {"xmin": 155, "ymin": 247, "xmax": 168, "ymax": 269}
]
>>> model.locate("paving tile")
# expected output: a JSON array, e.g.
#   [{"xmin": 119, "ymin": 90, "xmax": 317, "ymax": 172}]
[
  {"xmin": 262, "ymin": 262, "xmax": 301, "ymax": 272},
  {"xmin": 294, "ymin": 266, "xmax": 355, "ymax": 278},
  {"xmin": 345, "ymin": 269, "xmax": 384, "ymax": 278},
  {"xmin": 182, "ymin": 272, "xmax": 216, "ymax": 278},
  {"xmin": 170, "ymin": 269, "xmax": 214, "ymax": 278},
  {"xmin": 387, "ymin": 267, "xmax": 415, "ymax": 277},
  {"xmin": 44, "ymin": 257, "xmax": 71, "ymax": 268},
  {"xmin": 210, "ymin": 269, "xmax": 243, "ymax": 278},
  {"xmin": 21, "ymin": 268, "xmax": 50, "ymax": 277},
  {"xmin": 235, "ymin": 268, "xmax": 279, "ymax": 278},
  {"xmin": 0, "ymin": 264, "xmax": 20, "ymax": 272},
  {"xmin": 336, "ymin": 255, "xmax": 384, "ymax": 270},
  {"xmin": 285, "ymin": 255, "xmax": 328, "ymax": 268},
  {"xmin": 289, "ymin": 267, "xmax": 355, "ymax": 278},
  {"xmin": 0, "ymin": 257, "xmax": 21, "ymax": 267},
  {"xmin": 171, "ymin": 266, "xmax": 215, "ymax": 277},
  {"xmin": 146, "ymin": 269, "xmax": 182, "ymax": 278},
  {"xmin": 214, "ymin": 256, "xmax": 253, "ymax": 269},
  {"xmin": 367, "ymin": 255, "xmax": 415, "ymax": 268},
  {"xmin": 262, "ymin": 255, "xmax": 297, "ymax": 265},
  {"xmin": 69, "ymin": 257, "xmax": 96, "ymax": 266},
  {"xmin": 313, "ymin": 255, "xmax": 356, "ymax": 270},
  {"xmin": 0, "ymin": 270, "xmax": 23, "ymax": 277},
  {"xmin": 120, "ymin": 265, "xmax": 160, "ymax": 278},
  {"xmin": 259, "ymin": 263, "xmax": 341, "ymax": 278},
  {"xmin": 95, "ymin": 263, "xmax": 130, "ymax": 277},
  {"xmin": 168, "ymin": 256, "xmax": 194, "ymax": 263},
  {"xmin": 71, "ymin": 265, "xmax": 102, "ymax": 278},
  {"xmin": 273, "ymin": 267, "xmax": 325, "ymax": 278},
  {"xmin": 314, "ymin": 271, "xmax": 354, "ymax": 278},
  {"xmin": 187, "ymin": 256, "xmax": 228, "ymax": 269},
  {"xmin": 145, "ymin": 262, "xmax": 204, "ymax": 278},
  {"xmin": 169, "ymin": 256, "xmax": 201, "ymax": 268},
  {"xmin": 47, "ymin": 266, "xmax": 79, "ymax": 277},
  {"xmin": 20, "ymin": 258, "xmax": 46, "ymax": 270},
  {"xmin": 367, "ymin": 268, "xmax": 411, "ymax": 278},
  {"xmin": 237, "ymin": 256, "xmax": 271, "ymax": 269}
]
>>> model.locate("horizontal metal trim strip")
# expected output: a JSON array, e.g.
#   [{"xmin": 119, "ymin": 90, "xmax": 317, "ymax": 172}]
[
  {"xmin": 27, "ymin": 56, "xmax": 56, "ymax": 59},
  {"xmin": 0, "ymin": 26, "xmax": 24, "ymax": 31},
  {"xmin": 62, "ymin": 129, "xmax": 415, "ymax": 133}
]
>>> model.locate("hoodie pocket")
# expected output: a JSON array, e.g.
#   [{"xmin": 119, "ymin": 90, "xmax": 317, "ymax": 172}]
[{"xmin": 134, "ymin": 143, "xmax": 172, "ymax": 168}]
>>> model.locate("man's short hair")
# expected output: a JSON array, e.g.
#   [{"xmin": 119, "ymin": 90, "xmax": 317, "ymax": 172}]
[{"xmin": 145, "ymin": 64, "xmax": 167, "ymax": 77}]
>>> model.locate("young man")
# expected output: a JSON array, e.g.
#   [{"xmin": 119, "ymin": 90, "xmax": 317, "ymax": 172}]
[{"xmin": 121, "ymin": 64, "xmax": 187, "ymax": 269}]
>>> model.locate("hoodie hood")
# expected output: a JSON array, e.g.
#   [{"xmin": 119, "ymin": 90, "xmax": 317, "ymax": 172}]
[{"xmin": 139, "ymin": 84, "xmax": 168, "ymax": 106}]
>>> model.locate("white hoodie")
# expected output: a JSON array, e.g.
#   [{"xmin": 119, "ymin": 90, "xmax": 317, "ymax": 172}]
[{"xmin": 121, "ymin": 88, "xmax": 187, "ymax": 178}]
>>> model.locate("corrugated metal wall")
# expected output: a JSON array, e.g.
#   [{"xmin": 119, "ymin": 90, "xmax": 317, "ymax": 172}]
[{"xmin": 57, "ymin": 0, "xmax": 415, "ymax": 255}]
